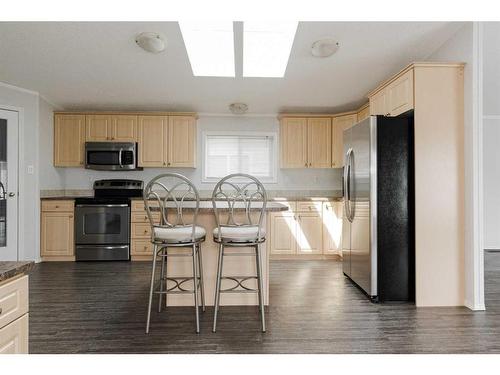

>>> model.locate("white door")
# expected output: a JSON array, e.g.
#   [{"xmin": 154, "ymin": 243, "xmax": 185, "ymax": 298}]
[{"xmin": 0, "ymin": 109, "xmax": 19, "ymax": 261}]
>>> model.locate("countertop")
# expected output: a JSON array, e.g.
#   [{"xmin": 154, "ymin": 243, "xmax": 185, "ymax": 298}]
[
  {"xmin": 145, "ymin": 201, "xmax": 289, "ymax": 212},
  {"xmin": 40, "ymin": 189, "xmax": 343, "ymax": 202},
  {"xmin": 0, "ymin": 261, "xmax": 35, "ymax": 283}
]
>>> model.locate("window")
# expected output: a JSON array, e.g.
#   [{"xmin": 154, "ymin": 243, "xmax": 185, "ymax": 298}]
[{"xmin": 203, "ymin": 132, "xmax": 277, "ymax": 183}]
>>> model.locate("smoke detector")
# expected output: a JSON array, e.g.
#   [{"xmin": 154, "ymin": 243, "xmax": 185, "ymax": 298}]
[
  {"xmin": 135, "ymin": 32, "xmax": 166, "ymax": 54},
  {"xmin": 311, "ymin": 39, "xmax": 339, "ymax": 58},
  {"xmin": 229, "ymin": 103, "xmax": 248, "ymax": 115}
]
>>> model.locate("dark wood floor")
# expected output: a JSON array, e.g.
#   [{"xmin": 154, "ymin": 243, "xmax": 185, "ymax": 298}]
[{"xmin": 28, "ymin": 255, "xmax": 500, "ymax": 354}]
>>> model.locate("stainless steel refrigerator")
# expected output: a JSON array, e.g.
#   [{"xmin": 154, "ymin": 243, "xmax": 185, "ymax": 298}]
[{"xmin": 342, "ymin": 115, "xmax": 414, "ymax": 302}]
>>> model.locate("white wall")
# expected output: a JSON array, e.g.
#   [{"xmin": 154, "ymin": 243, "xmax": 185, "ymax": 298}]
[
  {"xmin": 47, "ymin": 115, "xmax": 343, "ymax": 192},
  {"xmin": 0, "ymin": 83, "xmax": 40, "ymax": 261},
  {"xmin": 483, "ymin": 22, "xmax": 500, "ymax": 249}
]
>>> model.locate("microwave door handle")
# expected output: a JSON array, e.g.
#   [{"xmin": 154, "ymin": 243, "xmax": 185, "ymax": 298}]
[{"xmin": 118, "ymin": 149, "xmax": 123, "ymax": 169}]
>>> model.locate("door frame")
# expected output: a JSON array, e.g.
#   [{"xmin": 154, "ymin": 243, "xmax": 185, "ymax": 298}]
[{"xmin": 0, "ymin": 104, "xmax": 23, "ymax": 261}]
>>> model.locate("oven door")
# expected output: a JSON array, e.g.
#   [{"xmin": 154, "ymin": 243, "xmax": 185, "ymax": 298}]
[
  {"xmin": 75, "ymin": 204, "xmax": 130, "ymax": 245},
  {"xmin": 85, "ymin": 142, "xmax": 136, "ymax": 171}
]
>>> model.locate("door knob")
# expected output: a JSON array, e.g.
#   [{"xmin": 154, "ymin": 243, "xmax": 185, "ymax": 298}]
[{"xmin": 8, "ymin": 192, "xmax": 15, "ymax": 197}]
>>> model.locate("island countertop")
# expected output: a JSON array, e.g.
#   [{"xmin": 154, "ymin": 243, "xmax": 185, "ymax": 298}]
[
  {"xmin": 0, "ymin": 261, "xmax": 35, "ymax": 283},
  {"xmin": 136, "ymin": 200, "xmax": 289, "ymax": 213}
]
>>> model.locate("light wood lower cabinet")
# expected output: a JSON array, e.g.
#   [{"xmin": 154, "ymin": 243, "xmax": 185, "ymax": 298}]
[
  {"xmin": 269, "ymin": 201, "xmax": 342, "ymax": 257},
  {"xmin": 40, "ymin": 200, "xmax": 75, "ymax": 261},
  {"xmin": 0, "ymin": 276, "xmax": 29, "ymax": 354},
  {"xmin": 269, "ymin": 212, "xmax": 297, "ymax": 255},
  {"xmin": 130, "ymin": 201, "xmax": 154, "ymax": 260}
]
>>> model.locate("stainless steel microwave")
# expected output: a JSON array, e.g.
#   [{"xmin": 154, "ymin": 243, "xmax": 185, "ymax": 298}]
[{"xmin": 85, "ymin": 142, "xmax": 137, "ymax": 171}]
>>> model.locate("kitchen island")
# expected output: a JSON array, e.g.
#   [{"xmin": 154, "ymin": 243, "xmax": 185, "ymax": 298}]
[{"xmin": 130, "ymin": 199, "xmax": 288, "ymax": 307}]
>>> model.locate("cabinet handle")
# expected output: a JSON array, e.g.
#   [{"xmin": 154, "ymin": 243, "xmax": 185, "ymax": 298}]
[
  {"xmin": 309, "ymin": 163, "xmax": 312, "ymax": 167},
  {"xmin": 168, "ymin": 162, "xmax": 171, "ymax": 166},
  {"xmin": 304, "ymin": 163, "xmax": 307, "ymax": 167},
  {"xmin": 69, "ymin": 215, "xmax": 73, "ymax": 218},
  {"xmin": 0, "ymin": 307, "xmax": 3, "ymax": 315},
  {"xmin": 163, "ymin": 162, "xmax": 166, "ymax": 166},
  {"xmin": 386, "ymin": 113, "xmax": 391, "ymax": 116}
]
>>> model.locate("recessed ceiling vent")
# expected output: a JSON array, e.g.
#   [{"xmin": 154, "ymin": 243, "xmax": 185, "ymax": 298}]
[
  {"xmin": 135, "ymin": 32, "xmax": 166, "ymax": 54},
  {"xmin": 229, "ymin": 103, "xmax": 248, "ymax": 115},
  {"xmin": 311, "ymin": 39, "xmax": 339, "ymax": 58}
]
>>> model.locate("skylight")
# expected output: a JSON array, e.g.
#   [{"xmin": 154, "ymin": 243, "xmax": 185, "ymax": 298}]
[
  {"xmin": 243, "ymin": 21, "xmax": 298, "ymax": 78},
  {"xmin": 179, "ymin": 21, "xmax": 235, "ymax": 77}
]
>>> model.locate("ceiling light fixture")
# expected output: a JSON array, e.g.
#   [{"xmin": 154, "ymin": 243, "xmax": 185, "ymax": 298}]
[
  {"xmin": 135, "ymin": 32, "xmax": 166, "ymax": 54},
  {"xmin": 311, "ymin": 39, "xmax": 339, "ymax": 58},
  {"xmin": 229, "ymin": 103, "xmax": 248, "ymax": 115},
  {"xmin": 179, "ymin": 21, "xmax": 235, "ymax": 77},
  {"xmin": 243, "ymin": 21, "xmax": 298, "ymax": 78}
]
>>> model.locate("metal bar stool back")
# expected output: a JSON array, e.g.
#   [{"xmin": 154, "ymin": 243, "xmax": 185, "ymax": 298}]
[
  {"xmin": 211, "ymin": 173, "xmax": 267, "ymax": 332},
  {"xmin": 144, "ymin": 173, "xmax": 206, "ymax": 333}
]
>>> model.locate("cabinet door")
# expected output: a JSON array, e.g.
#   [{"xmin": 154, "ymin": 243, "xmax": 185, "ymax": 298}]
[
  {"xmin": 86, "ymin": 115, "xmax": 112, "ymax": 141},
  {"xmin": 387, "ymin": 70, "xmax": 414, "ymax": 116},
  {"xmin": 168, "ymin": 116, "xmax": 196, "ymax": 167},
  {"xmin": 111, "ymin": 115, "xmax": 137, "ymax": 142},
  {"xmin": 322, "ymin": 201, "xmax": 343, "ymax": 255},
  {"xmin": 269, "ymin": 212, "xmax": 297, "ymax": 255},
  {"xmin": 41, "ymin": 212, "xmax": 74, "ymax": 257},
  {"xmin": 0, "ymin": 314, "xmax": 29, "ymax": 354},
  {"xmin": 332, "ymin": 114, "xmax": 357, "ymax": 168},
  {"xmin": 54, "ymin": 114, "xmax": 86, "ymax": 167},
  {"xmin": 307, "ymin": 118, "xmax": 332, "ymax": 168},
  {"xmin": 138, "ymin": 116, "xmax": 167, "ymax": 167},
  {"xmin": 357, "ymin": 105, "xmax": 370, "ymax": 122},
  {"xmin": 369, "ymin": 89, "xmax": 388, "ymax": 116},
  {"xmin": 280, "ymin": 117, "xmax": 308, "ymax": 168},
  {"xmin": 296, "ymin": 212, "xmax": 323, "ymax": 254}
]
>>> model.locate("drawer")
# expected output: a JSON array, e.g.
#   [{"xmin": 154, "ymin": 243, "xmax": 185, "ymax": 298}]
[
  {"xmin": 0, "ymin": 314, "xmax": 29, "ymax": 354},
  {"xmin": 131, "ymin": 212, "xmax": 161, "ymax": 223},
  {"xmin": 0, "ymin": 276, "xmax": 28, "ymax": 330},
  {"xmin": 296, "ymin": 201, "xmax": 323, "ymax": 213},
  {"xmin": 131, "ymin": 200, "xmax": 161, "ymax": 212},
  {"xmin": 41, "ymin": 200, "xmax": 74, "ymax": 212},
  {"xmin": 131, "ymin": 223, "xmax": 152, "ymax": 239},
  {"xmin": 131, "ymin": 239, "xmax": 153, "ymax": 255}
]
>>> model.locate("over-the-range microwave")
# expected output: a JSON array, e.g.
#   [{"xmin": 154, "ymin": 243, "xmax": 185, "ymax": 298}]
[{"xmin": 85, "ymin": 142, "xmax": 140, "ymax": 171}]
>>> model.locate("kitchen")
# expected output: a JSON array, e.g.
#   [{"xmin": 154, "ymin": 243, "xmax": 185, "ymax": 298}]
[{"xmin": 0, "ymin": 18, "xmax": 498, "ymax": 359}]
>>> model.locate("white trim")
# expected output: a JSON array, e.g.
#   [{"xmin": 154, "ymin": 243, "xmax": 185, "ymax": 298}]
[
  {"xmin": 201, "ymin": 130, "xmax": 278, "ymax": 184},
  {"xmin": 0, "ymin": 105, "xmax": 21, "ymax": 261},
  {"xmin": 466, "ymin": 22, "xmax": 485, "ymax": 311},
  {"xmin": 0, "ymin": 81, "xmax": 38, "ymax": 96}
]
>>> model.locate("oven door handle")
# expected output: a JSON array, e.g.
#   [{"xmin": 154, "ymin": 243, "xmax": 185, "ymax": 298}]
[{"xmin": 76, "ymin": 204, "xmax": 130, "ymax": 208}]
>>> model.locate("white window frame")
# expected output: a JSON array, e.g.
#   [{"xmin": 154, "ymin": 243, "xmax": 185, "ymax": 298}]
[{"xmin": 202, "ymin": 130, "xmax": 278, "ymax": 184}]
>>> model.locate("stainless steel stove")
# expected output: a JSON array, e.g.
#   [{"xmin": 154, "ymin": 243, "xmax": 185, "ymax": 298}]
[{"xmin": 75, "ymin": 179, "xmax": 143, "ymax": 261}]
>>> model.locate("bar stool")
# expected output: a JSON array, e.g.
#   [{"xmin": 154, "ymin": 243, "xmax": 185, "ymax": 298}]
[
  {"xmin": 211, "ymin": 173, "xmax": 267, "ymax": 332},
  {"xmin": 144, "ymin": 173, "xmax": 206, "ymax": 334}
]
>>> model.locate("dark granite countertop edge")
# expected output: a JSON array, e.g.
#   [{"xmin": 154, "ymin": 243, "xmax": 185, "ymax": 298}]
[{"xmin": 0, "ymin": 261, "xmax": 35, "ymax": 283}]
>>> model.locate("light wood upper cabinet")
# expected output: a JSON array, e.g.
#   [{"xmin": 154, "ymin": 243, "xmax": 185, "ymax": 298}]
[
  {"xmin": 357, "ymin": 104, "xmax": 370, "ymax": 122},
  {"xmin": 138, "ymin": 115, "xmax": 167, "ymax": 167},
  {"xmin": 86, "ymin": 114, "xmax": 112, "ymax": 141},
  {"xmin": 168, "ymin": 116, "xmax": 196, "ymax": 167},
  {"xmin": 111, "ymin": 115, "xmax": 137, "ymax": 142},
  {"xmin": 332, "ymin": 114, "xmax": 357, "ymax": 168},
  {"xmin": 280, "ymin": 117, "xmax": 308, "ymax": 168},
  {"xmin": 54, "ymin": 114, "xmax": 86, "ymax": 167},
  {"xmin": 307, "ymin": 118, "xmax": 332, "ymax": 168},
  {"xmin": 86, "ymin": 114, "xmax": 137, "ymax": 142},
  {"xmin": 369, "ymin": 69, "xmax": 414, "ymax": 117},
  {"xmin": 370, "ymin": 89, "xmax": 389, "ymax": 116},
  {"xmin": 40, "ymin": 201, "xmax": 74, "ymax": 259},
  {"xmin": 387, "ymin": 70, "xmax": 414, "ymax": 116}
]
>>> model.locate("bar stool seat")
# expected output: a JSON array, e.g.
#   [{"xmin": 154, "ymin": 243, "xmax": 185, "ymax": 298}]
[
  {"xmin": 213, "ymin": 226, "xmax": 266, "ymax": 243},
  {"xmin": 154, "ymin": 225, "xmax": 206, "ymax": 243}
]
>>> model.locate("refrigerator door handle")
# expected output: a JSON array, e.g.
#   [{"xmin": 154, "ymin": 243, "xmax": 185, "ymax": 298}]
[{"xmin": 345, "ymin": 148, "xmax": 353, "ymax": 222}]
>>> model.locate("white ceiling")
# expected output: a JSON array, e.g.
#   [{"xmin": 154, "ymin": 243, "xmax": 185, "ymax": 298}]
[{"xmin": 0, "ymin": 22, "xmax": 465, "ymax": 114}]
